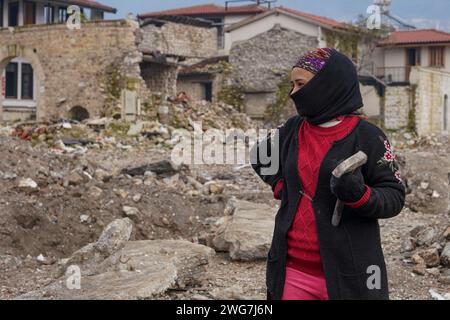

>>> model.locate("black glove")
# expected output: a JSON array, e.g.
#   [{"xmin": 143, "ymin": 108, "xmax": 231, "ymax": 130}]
[{"xmin": 330, "ymin": 168, "xmax": 366, "ymax": 203}]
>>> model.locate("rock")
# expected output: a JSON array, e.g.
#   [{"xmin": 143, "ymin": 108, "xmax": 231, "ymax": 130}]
[
  {"xmin": 439, "ymin": 269, "xmax": 450, "ymax": 285},
  {"xmin": 400, "ymin": 237, "xmax": 416, "ymax": 253},
  {"xmin": 18, "ymin": 178, "xmax": 38, "ymax": 189},
  {"xmin": 402, "ymin": 151, "xmax": 450, "ymax": 214},
  {"xmin": 80, "ymin": 215, "xmax": 90, "ymax": 223},
  {"xmin": 121, "ymin": 160, "xmax": 179, "ymax": 177},
  {"xmin": 122, "ymin": 206, "xmax": 140, "ymax": 218},
  {"xmin": 127, "ymin": 122, "xmax": 144, "ymax": 136},
  {"xmin": 440, "ymin": 242, "xmax": 450, "ymax": 267},
  {"xmin": 0, "ymin": 255, "xmax": 22, "ymax": 269},
  {"xmin": 415, "ymin": 227, "xmax": 440, "ymax": 247},
  {"xmin": 207, "ymin": 182, "xmax": 225, "ymax": 195},
  {"xmin": 65, "ymin": 172, "xmax": 85, "ymax": 186},
  {"xmin": 411, "ymin": 253, "xmax": 426, "ymax": 275},
  {"xmin": 114, "ymin": 189, "xmax": 129, "ymax": 199},
  {"xmin": 36, "ymin": 254, "xmax": 46, "ymax": 263},
  {"xmin": 95, "ymin": 218, "xmax": 133, "ymax": 257},
  {"xmin": 94, "ymin": 169, "xmax": 112, "ymax": 182},
  {"xmin": 429, "ymin": 289, "xmax": 447, "ymax": 300},
  {"xmin": 210, "ymin": 200, "xmax": 277, "ymax": 261},
  {"xmin": 426, "ymin": 268, "xmax": 441, "ymax": 276},
  {"xmin": 132, "ymin": 194, "xmax": 142, "ymax": 203},
  {"xmin": 417, "ymin": 248, "xmax": 441, "ymax": 267},
  {"xmin": 210, "ymin": 285, "xmax": 245, "ymax": 300},
  {"xmin": 88, "ymin": 186, "xmax": 103, "ymax": 198},
  {"xmin": 410, "ymin": 225, "xmax": 426, "ymax": 238},
  {"xmin": 18, "ymin": 240, "xmax": 214, "ymax": 300},
  {"xmin": 443, "ymin": 226, "xmax": 450, "ymax": 241}
]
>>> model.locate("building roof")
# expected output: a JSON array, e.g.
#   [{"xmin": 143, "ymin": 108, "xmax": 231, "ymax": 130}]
[
  {"xmin": 225, "ymin": 6, "xmax": 344, "ymax": 32},
  {"xmin": 378, "ymin": 29, "xmax": 450, "ymax": 46},
  {"xmin": 66, "ymin": 0, "xmax": 117, "ymax": 13},
  {"xmin": 139, "ymin": 3, "xmax": 267, "ymax": 18},
  {"xmin": 277, "ymin": 6, "xmax": 343, "ymax": 29}
]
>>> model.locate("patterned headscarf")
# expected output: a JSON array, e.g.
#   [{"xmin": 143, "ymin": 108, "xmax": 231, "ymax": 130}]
[{"xmin": 293, "ymin": 48, "xmax": 334, "ymax": 74}]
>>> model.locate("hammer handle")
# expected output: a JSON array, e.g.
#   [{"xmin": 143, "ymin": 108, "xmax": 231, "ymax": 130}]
[{"xmin": 332, "ymin": 200, "xmax": 345, "ymax": 227}]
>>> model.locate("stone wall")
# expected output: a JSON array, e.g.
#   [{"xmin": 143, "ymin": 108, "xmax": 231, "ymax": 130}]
[
  {"xmin": 0, "ymin": 19, "xmax": 150, "ymax": 121},
  {"xmin": 384, "ymin": 86, "xmax": 411, "ymax": 130},
  {"xmin": 141, "ymin": 62, "xmax": 178, "ymax": 98},
  {"xmin": 139, "ymin": 21, "xmax": 218, "ymax": 58},
  {"xmin": 410, "ymin": 67, "xmax": 450, "ymax": 136},
  {"xmin": 229, "ymin": 24, "xmax": 317, "ymax": 118}
]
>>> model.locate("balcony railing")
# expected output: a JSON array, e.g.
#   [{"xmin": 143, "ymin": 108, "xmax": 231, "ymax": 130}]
[{"xmin": 376, "ymin": 67, "xmax": 411, "ymax": 84}]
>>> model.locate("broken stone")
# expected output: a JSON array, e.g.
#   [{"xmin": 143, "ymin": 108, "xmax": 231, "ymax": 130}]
[
  {"xmin": 439, "ymin": 269, "xmax": 450, "ymax": 285},
  {"xmin": 402, "ymin": 151, "xmax": 450, "ymax": 214},
  {"xmin": 122, "ymin": 206, "xmax": 140, "ymax": 218},
  {"xmin": 415, "ymin": 227, "xmax": 440, "ymax": 247},
  {"xmin": 114, "ymin": 189, "xmax": 129, "ymax": 199},
  {"xmin": 95, "ymin": 218, "xmax": 133, "ymax": 257},
  {"xmin": 440, "ymin": 242, "xmax": 450, "ymax": 267},
  {"xmin": 207, "ymin": 182, "xmax": 225, "ymax": 195},
  {"xmin": 132, "ymin": 194, "xmax": 142, "ymax": 203},
  {"xmin": 443, "ymin": 226, "xmax": 450, "ymax": 241},
  {"xmin": 127, "ymin": 122, "xmax": 144, "ymax": 136},
  {"xmin": 417, "ymin": 248, "xmax": 441, "ymax": 267},
  {"xmin": 94, "ymin": 169, "xmax": 112, "ymax": 182},
  {"xmin": 400, "ymin": 237, "xmax": 416, "ymax": 253},
  {"xmin": 36, "ymin": 254, "xmax": 46, "ymax": 263},
  {"xmin": 88, "ymin": 186, "xmax": 103, "ymax": 198},
  {"xmin": 65, "ymin": 172, "xmax": 85, "ymax": 186},
  {"xmin": 18, "ymin": 178, "xmax": 38, "ymax": 189},
  {"xmin": 412, "ymin": 254, "xmax": 426, "ymax": 275},
  {"xmin": 18, "ymin": 240, "xmax": 214, "ymax": 300},
  {"xmin": 210, "ymin": 200, "xmax": 277, "ymax": 261},
  {"xmin": 80, "ymin": 215, "xmax": 90, "ymax": 223}
]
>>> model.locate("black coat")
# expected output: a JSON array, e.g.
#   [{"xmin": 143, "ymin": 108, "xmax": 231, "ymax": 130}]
[{"xmin": 250, "ymin": 116, "xmax": 406, "ymax": 300}]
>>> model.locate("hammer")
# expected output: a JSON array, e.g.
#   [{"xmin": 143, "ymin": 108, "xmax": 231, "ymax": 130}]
[{"xmin": 331, "ymin": 151, "xmax": 368, "ymax": 227}]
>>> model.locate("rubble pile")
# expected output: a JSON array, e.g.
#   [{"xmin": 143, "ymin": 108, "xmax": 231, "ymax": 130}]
[
  {"xmin": 1, "ymin": 107, "xmax": 450, "ymax": 299},
  {"xmin": 401, "ymin": 224, "xmax": 450, "ymax": 285}
]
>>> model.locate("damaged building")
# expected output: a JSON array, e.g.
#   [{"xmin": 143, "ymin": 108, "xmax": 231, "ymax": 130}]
[
  {"xmin": 0, "ymin": 0, "xmax": 155, "ymax": 122},
  {"xmin": 373, "ymin": 29, "xmax": 450, "ymax": 136},
  {"xmin": 140, "ymin": 4, "xmax": 355, "ymax": 120}
]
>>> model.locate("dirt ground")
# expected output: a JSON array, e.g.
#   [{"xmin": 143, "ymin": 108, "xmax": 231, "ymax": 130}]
[{"xmin": 0, "ymin": 127, "xmax": 449, "ymax": 300}]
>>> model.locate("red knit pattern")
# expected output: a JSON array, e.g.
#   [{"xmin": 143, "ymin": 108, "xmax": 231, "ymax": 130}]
[{"xmin": 286, "ymin": 116, "xmax": 360, "ymax": 276}]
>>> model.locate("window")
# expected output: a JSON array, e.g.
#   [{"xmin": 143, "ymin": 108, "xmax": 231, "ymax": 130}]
[
  {"xmin": 5, "ymin": 62, "xmax": 18, "ymax": 99},
  {"xmin": 203, "ymin": 82, "xmax": 213, "ymax": 102},
  {"xmin": 44, "ymin": 4, "xmax": 54, "ymax": 24},
  {"xmin": 429, "ymin": 46, "xmax": 445, "ymax": 68},
  {"xmin": 24, "ymin": 1, "xmax": 36, "ymax": 25},
  {"xmin": 91, "ymin": 9, "xmax": 104, "ymax": 21},
  {"xmin": 407, "ymin": 48, "xmax": 421, "ymax": 66},
  {"xmin": 4, "ymin": 61, "xmax": 34, "ymax": 100},
  {"xmin": 21, "ymin": 63, "xmax": 34, "ymax": 100},
  {"xmin": 58, "ymin": 7, "xmax": 67, "ymax": 23},
  {"xmin": 8, "ymin": 1, "xmax": 19, "ymax": 27}
]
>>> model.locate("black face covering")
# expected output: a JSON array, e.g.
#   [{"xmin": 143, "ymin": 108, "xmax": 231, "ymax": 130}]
[{"xmin": 290, "ymin": 49, "xmax": 363, "ymax": 125}]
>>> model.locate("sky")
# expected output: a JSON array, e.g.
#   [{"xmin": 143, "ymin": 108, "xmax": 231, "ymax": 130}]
[{"xmin": 104, "ymin": 0, "xmax": 450, "ymax": 30}]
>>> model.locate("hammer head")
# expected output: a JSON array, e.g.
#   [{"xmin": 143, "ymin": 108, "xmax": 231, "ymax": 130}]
[{"xmin": 332, "ymin": 151, "xmax": 368, "ymax": 178}]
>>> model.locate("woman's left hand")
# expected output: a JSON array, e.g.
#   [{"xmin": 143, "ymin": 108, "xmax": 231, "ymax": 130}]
[{"xmin": 330, "ymin": 169, "xmax": 366, "ymax": 203}]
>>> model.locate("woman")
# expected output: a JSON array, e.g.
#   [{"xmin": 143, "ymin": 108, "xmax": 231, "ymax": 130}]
[{"xmin": 251, "ymin": 48, "xmax": 405, "ymax": 300}]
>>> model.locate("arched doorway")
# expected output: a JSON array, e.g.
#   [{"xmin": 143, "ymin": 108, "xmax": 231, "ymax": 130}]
[
  {"xmin": 69, "ymin": 106, "xmax": 90, "ymax": 122},
  {"xmin": 0, "ymin": 46, "xmax": 44, "ymax": 122}
]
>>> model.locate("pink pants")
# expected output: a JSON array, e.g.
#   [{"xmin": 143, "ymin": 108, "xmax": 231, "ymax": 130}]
[{"xmin": 281, "ymin": 267, "xmax": 329, "ymax": 300}]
